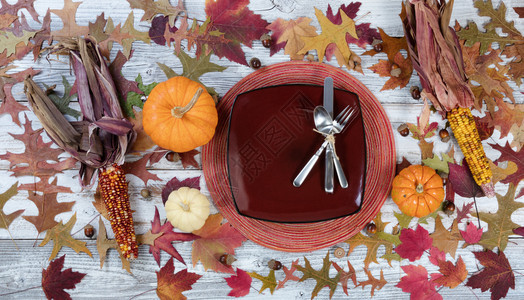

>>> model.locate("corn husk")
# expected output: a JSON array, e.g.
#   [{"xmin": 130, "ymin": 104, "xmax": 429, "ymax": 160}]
[
  {"xmin": 401, "ymin": 0, "xmax": 475, "ymax": 112},
  {"xmin": 24, "ymin": 37, "xmax": 135, "ymax": 187}
]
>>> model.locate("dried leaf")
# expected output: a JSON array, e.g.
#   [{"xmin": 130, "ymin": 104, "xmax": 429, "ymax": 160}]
[
  {"xmin": 277, "ymin": 259, "xmax": 300, "ymax": 289},
  {"xmin": 108, "ymin": 50, "xmax": 142, "ymax": 108},
  {"xmin": 226, "ymin": 269, "xmax": 252, "ymax": 297},
  {"xmin": 368, "ymin": 52, "xmax": 413, "ymax": 91},
  {"xmin": 0, "ymin": 182, "xmax": 22, "ymax": 231},
  {"xmin": 149, "ymin": 207, "xmax": 196, "ymax": 266},
  {"xmin": 296, "ymin": 252, "xmax": 339, "ymax": 299},
  {"xmin": 356, "ymin": 268, "xmax": 387, "ymax": 297},
  {"xmin": 476, "ymin": 184, "xmax": 523, "ymax": 251},
  {"xmin": 192, "ymin": 214, "xmax": 246, "ymax": 274},
  {"xmin": 0, "ymin": 29, "xmax": 36, "ymax": 57},
  {"xmin": 0, "ymin": 13, "xmax": 18, "ymax": 29},
  {"xmin": 490, "ymin": 142, "xmax": 524, "ymax": 185},
  {"xmin": 432, "ymin": 256, "xmax": 468, "ymax": 289},
  {"xmin": 23, "ymin": 186, "xmax": 74, "ymax": 233},
  {"xmin": 39, "ymin": 213, "xmax": 92, "ymax": 260},
  {"xmin": 332, "ymin": 260, "xmax": 357, "ymax": 295},
  {"xmin": 430, "ymin": 216, "xmax": 462, "ymax": 258},
  {"xmin": 125, "ymin": 74, "xmax": 158, "ymax": 119},
  {"xmin": 419, "ymin": 139, "xmax": 435, "ymax": 160},
  {"xmin": 490, "ymin": 160, "xmax": 518, "ymax": 185},
  {"xmin": 161, "ymin": 176, "xmax": 200, "ymax": 204},
  {"xmin": 428, "ymin": 246, "xmax": 446, "ymax": 266},
  {"xmin": 456, "ymin": 202, "xmax": 474, "ymax": 225},
  {"xmin": 448, "ymin": 160, "xmax": 484, "ymax": 198},
  {"xmin": 363, "ymin": 27, "xmax": 408, "ymax": 61},
  {"xmin": 267, "ymin": 17, "xmax": 317, "ymax": 60},
  {"xmin": 149, "ymin": 15, "xmax": 177, "ymax": 45},
  {"xmin": 460, "ymin": 221, "xmax": 483, "ymax": 245},
  {"xmin": 122, "ymin": 152, "xmax": 162, "ymax": 185},
  {"xmin": 0, "ymin": 0, "xmax": 39, "ymax": 23},
  {"xmin": 395, "ymin": 225, "xmax": 433, "ymax": 261},
  {"xmin": 422, "ymin": 153, "xmax": 454, "ymax": 174},
  {"xmin": 128, "ymin": 0, "xmax": 184, "ymax": 27},
  {"xmin": 180, "ymin": 149, "xmax": 200, "ymax": 169},
  {"xmin": 156, "ymin": 257, "xmax": 202, "ymax": 300},
  {"xmin": 96, "ymin": 218, "xmax": 130, "ymax": 272},
  {"xmin": 41, "ymin": 255, "xmax": 86, "ymax": 300},
  {"xmin": 457, "ymin": 21, "xmax": 518, "ymax": 55},
  {"xmin": 249, "ymin": 269, "xmax": 277, "ymax": 295},
  {"xmin": 49, "ymin": 0, "xmax": 89, "ymax": 38},
  {"xmin": 175, "ymin": 51, "xmax": 226, "ymax": 96},
  {"xmin": 466, "ymin": 250, "xmax": 515, "ymax": 300},
  {"xmin": 0, "ymin": 83, "xmax": 28, "ymax": 126}
]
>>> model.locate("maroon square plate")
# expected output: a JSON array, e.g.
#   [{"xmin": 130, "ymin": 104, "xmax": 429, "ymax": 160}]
[{"xmin": 227, "ymin": 84, "xmax": 366, "ymax": 223}]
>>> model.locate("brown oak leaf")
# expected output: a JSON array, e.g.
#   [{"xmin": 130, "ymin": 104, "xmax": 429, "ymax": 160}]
[
  {"xmin": 332, "ymin": 260, "xmax": 357, "ymax": 295},
  {"xmin": 180, "ymin": 149, "xmax": 200, "ymax": 169},
  {"xmin": 0, "ymin": 83, "xmax": 28, "ymax": 126},
  {"xmin": 430, "ymin": 216, "xmax": 462, "ymax": 258},
  {"xmin": 491, "ymin": 142, "xmax": 524, "ymax": 185},
  {"xmin": 296, "ymin": 252, "xmax": 340, "ymax": 299},
  {"xmin": 49, "ymin": 0, "xmax": 89, "ymax": 39},
  {"xmin": 356, "ymin": 268, "xmax": 387, "ymax": 297},
  {"xmin": 369, "ymin": 52, "xmax": 413, "ymax": 91}
]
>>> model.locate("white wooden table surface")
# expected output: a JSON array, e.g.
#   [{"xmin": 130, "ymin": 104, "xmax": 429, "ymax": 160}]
[{"xmin": 1, "ymin": 0, "xmax": 523, "ymax": 299}]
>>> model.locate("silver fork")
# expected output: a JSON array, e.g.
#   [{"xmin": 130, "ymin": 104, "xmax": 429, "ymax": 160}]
[
  {"xmin": 329, "ymin": 106, "xmax": 357, "ymax": 189},
  {"xmin": 293, "ymin": 106, "xmax": 355, "ymax": 187}
]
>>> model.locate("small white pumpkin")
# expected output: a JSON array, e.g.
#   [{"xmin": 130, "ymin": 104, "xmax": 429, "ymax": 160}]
[{"xmin": 165, "ymin": 187, "xmax": 210, "ymax": 232}]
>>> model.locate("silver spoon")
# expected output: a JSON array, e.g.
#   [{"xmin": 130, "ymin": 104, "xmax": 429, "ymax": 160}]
[{"xmin": 314, "ymin": 107, "xmax": 349, "ymax": 189}]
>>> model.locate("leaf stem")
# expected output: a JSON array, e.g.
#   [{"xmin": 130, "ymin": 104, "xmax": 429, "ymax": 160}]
[
  {"xmin": 0, "ymin": 285, "xmax": 40, "ymax": 297},
  {"xmin": 128, "ymin": 288, "xmax": 156, "ymax": 300},
  {"xmin": 472, "ymin": 196, "xmax": 481, "ymax": 229}
]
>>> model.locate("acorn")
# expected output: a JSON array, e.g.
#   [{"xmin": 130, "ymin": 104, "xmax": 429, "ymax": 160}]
[
  {"xmin": 268, "ymin": 259, "xmax": 282, "ymax": 270},
  {"xmin": 140, "ymin": 188, "xmax": 151, "ymax": 198},
  {"xmin": 219, "ymin": 254, "xmax": 236, "ymax": 266},
  {"xmin": 439, "ymin": 129, "xmax": 450, "ymax": 142},
  {"xmin": 334, "ymin": 247, "xmax": 345, "ymax": 258},
  {"xmin": 410, "ymin": 86, "xmax": 421, "ymax": 100},
  {"xmin": 398, "ymin": 123, "xmax": 409, "ymax": 137},
  {"xmin": 443, "ymin": 201, "xmax": 455, "ymax": 214},
  {"xmin": 84, "ymin": 224, "xmax": 95, "ymax": 238},
  {"xmin": 166, "ymin": 151, "xmax": 180, "ymax": 162},
  {"xmin": 250, "ymin": 57, "xmax": 262, "ymax": 69},
  {"xmin": 366, "ymin": 223, "xmax": 377, "ymax": 234}
]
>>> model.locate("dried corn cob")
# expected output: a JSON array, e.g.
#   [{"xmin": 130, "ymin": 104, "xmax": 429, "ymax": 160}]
[
  {"xmin": 98, "ymin": 164, "xmax": 138, "ymax": 260},
  {"xmin": 447, "ymin": 107, "xmax": 494, "ymax": 197}
]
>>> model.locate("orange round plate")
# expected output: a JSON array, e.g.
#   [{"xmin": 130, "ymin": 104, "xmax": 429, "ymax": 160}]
[{"xmin": 202, "ymin": 62, "xmax": 395, "ymax": 252}]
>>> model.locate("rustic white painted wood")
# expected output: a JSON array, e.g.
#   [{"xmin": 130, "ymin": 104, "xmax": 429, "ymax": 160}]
[{"xmin": 1, "ymin": 0, "xmax": 524, "ymax": 299}]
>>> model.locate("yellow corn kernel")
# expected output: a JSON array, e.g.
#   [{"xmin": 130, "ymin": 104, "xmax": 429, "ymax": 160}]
[
  {"xmin": 99, "ymin": 164, "xmax": 138, "ymax": 260},
  {"xmin": 447, "ymin": 107, "xmax": 494, "ymax": 197}
]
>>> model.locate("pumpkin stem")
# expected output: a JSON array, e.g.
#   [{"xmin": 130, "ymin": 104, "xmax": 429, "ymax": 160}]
[
  {"xmin": 171, "ymin": 87, "xmax": 204, "ymax": 118},
  {"xmin": 178, "ymin": 201, "xmax": 190, "ymax": 212},
  {"xmin": 415, "ymin": 183, "xmax": 424, "ymax": 194}
]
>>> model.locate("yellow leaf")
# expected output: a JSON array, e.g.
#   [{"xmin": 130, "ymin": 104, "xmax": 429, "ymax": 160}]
[
  {"xmin": 39, "ymin": 213, "xmax": 92, "ymax": 260},
  {"xmin": 490, "ymin": 160, "xmax": 518, "ymax": 184},
  {"xmin": 298, "ymin": 8, "xmax": 357, "ymax": 65},
  {"xmin": 268, "ymin": 17, "xmax": 318, "ymax": 60}
]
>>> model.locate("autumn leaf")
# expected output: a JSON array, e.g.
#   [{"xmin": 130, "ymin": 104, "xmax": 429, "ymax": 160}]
[
  {"xmin": 122, "ymin": 152, "xmax": 163, "ymax": 185},
  {"xmin": 149, "ymin": 207, "xmax": 197, "ymax": 266},
  {"xmin": 49, "ymin": 0, "xmax": 89, "ymax": 38},
  {"xmin": 128, "ymin": 109, "xmax": 156, "ymax": 152},
  {"xmin": 23, "ymin": 186, "xmax": 74, "ymax": 233},
  {"xmin": 0, "ymin": 0, "xmax": 39, "ymax": 23},
  {"xmin": 296, "ymin": 252, "xmax": 340, "ymax": 299},
  {"xmin": 0, "ymin": 13, "xmax": 17, "ymax": 28},
  {"xmin": 161, "ymin": 176, "xmax": 201, "ymax": 204},
  {"xmin": 175, "ymin": 51, "xmax": 225, "ymax": 97},
  {"xmin": 298, "ymin": 8, "xmax": 358, "ymax": 70},
  {"xmin": 0, "ymin": 182, "xmax": 23, "ymax": 231},
  {"xmin": 344, "ymin": 212, "xmax": 400, "ymax": 267},
  {"xmin": 460, "ymin": 221, "xmax": 483, "ymax": 245},
  {"xmin": 369, "ymin": 52, "xmax": 414, "ymax": 91},
  {"xmin": 156, "ymin": 257, "xmax": 202, "ymax": 300},
  {"xmin": 395, "ymin": 225, "xmax": 432, "ymax": 261},
  {"xmin": 96, "ymin": 218, "xmax": 130, "ymax": 273},
  {"xmin": 396, "ymin": 265, "xmax": 442, "ymax": 300},
  {"xmin": 513, "ymin": 227, "xmax": 524, "ymax": 236},
  {"xmin": 128, "ymin": 0, "xmax": 184, "ymax": 26},
  {"xmin": 406, "ymin": 100, "xmax": 439, "ymax": 141},
  {"xmin": 491, "ymin": 142, "xmax": 524, "ymax": 185},
  {"xmin": 448, "ymin": 160, "xmax": 484, "ymax": 198},
  {"xmin": 466, "ymin": 250, "xmax": 515, "ymax": 300},
  {"xmin": 396, "ymin": 157, "xmax": 412, "ymax": 175},
  {"xmin": 432, "ymin": 256, "xmax": 468, "ymax": 289},
  {"xmin": 267, "ymin": 17, "xmax": 317, "ymax": 60},
  {"xmin": 456, "ymin": 202, "xmax": 474, "ymax": 225},
  {"xmin": 39, "ymin": 213, "xmax": 92, "ymax": 261},
  {"xmin": 363, "ymin": 28, "xmax": 408, "ymax": 61},
  {"xmin": 149, "ymin": 15, "xmax": 177, "ymax": 45},
  {"xmin": 43, "ymin": 76, "xmax": 81, "ymax": 119},
  {"xmin": 356, "ymin": 268, "xmax": 386, "ymax": 297},
  {"xmin": 180, "ymin": 149, "xmax": 200, "ymax": 169},
  {"xmin": 0, "ymin": 30, "xmax": 36, "ymax": 57},
  {"xmin": 125, "ymin": 74, "xmax": 158, "ymax": 118},
  {"xmin": 226, "ymin": 268, "xmax": 252, "ymax": 297},
  {"xmin": 457, "ymin": 21, "xmax": 518, "ymax": 55},
  {"xmin": 277, "ymin": 259, "xmax": 300, "ymax": 289},
  {"xmin": 248, "ymin": 269, "xmax": 277, "ymax": 295},
  {"xmin": 41, "ymin": 255, "xmax": 86, "ymax": 300},
  {"xmin": 474, "ymin": 115, "xmax": 495, "ymax": 141},
  {"xmin": 332, "ymin": 260, "xmax": 356, "ymax": 295},
  {"xmin": 430, "ymin": 216, "xmax": 462, "ymax": 258},
  {"xmin": 422, "ymin": 153, "xmax": 454, "ymax": 174},
  {"xmin": 476, "ymin": 184, "xmax": 524, "ymax": 251},
  {"xmin": 108, "ymin": 50, "xmax": 142, "ymax": 108},
  {"xmin": 428, "ymin": 246, "xmax": 446, "ymax": 266},
  {"xmin": 192, "ymin": 214, "xmax": 246, "ymax": 274},
  {"xmin": 325, "ymin": 3, "xmax": 380, "ymax": 48},
  {"xmin": 0, "ymin": 83, "xmax": 29, "ymax": 126}
]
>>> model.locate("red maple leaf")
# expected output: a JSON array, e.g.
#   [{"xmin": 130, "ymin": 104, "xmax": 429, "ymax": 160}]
[
  {"xmin": 448, "ymin": 160, "xmax": 484, "ymax": 198},
  {"xmin": 491, "ymin": 142, "xmax": 524, "ymax": 185},
  {"xmin": 395, "ymin": 225, "xmax": 433, "ymax": 261},
  {"xmin": 277, "ymin": 259, "xmax": 300, "ymax": 289},
  {"xmin": 225, "ymin": 268, "xmax": 252, "ymax": 297},
  {"xmin": 41, "ymin": 255, "xmax": 86, "ymax": 300},
  {"xmin": 428, "ymin": 246, "xmax": 446, "ymax": 266},
  {"xmin": 396, "ymin": 265, "xmax": 442, "ymax": 300},
  {"xmin": 156, "ymin": 257, "xmax": 202, "ymax": 300},
  {"xmin": 149, "ymin": 207, "xmax": 197, "ymax": 266},
  {"xmin": 466, "ymin": 250, "xmax": 515, "ymax": 300},
  {"xmin": 192, "ymin": 214, "xmax": 247, "ymax": 274},
  {"xmin": 123, "ymin": 151, "xmax": 165, "ymax": 185},
  {"xmin": 460, "ymin": 222, "xmax": 483, "ymax": 244},
  {"xmin": 456, "ymin": 201, "xmax": 474, "ymax": 225},
  {"xmin": 161, "ymin": 176, "xmax": 201, "ymax": 204},
  {"xmin": 205, "ymin": 0, "xmax": 269, "ymax": 48},
  {"xmin": 432, "ymin": 257, "xmax": 468, "ymax": 289},
  {"xmin": 179, "ymin": 149, "xmax": 200, "ymax": 169}
]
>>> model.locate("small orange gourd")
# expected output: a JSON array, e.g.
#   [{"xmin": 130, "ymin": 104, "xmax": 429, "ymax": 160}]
[
  {"xmin": 391, "ymin": 165, "xmax": 444, "ymax": 218},
  {"xmin": 143, "ymin": 76, "xmax": 218, "ymax": 153}
]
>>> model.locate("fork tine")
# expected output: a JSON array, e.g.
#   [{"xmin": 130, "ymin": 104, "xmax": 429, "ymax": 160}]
[
  {"xmin": 334, "ymin": 106, "xmax": 350, "ymax": 123},
  {"xmin": 338, "ymin": 107, "xmax": 353, "ymax": 126},
  {"xmin": 339, "ymin": 110, "xmax": 356, "ymax": 131}
]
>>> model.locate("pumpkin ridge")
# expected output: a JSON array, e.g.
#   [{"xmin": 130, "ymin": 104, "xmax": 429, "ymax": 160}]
[{"xmin": 183, "ymin": 115, "xmax": 215, "ymax": 140}]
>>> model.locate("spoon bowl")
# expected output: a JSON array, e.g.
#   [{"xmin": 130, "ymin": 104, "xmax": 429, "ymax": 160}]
[{"xmin": 313, "ymin": 106, "xmax": 333, "ymax": 134}]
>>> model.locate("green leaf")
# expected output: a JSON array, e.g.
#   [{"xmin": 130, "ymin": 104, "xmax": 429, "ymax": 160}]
[
  {"xmin": 124, "ymin": 74, "xmax": 158, "ymax": 118},
  {"xmin": 43, "ymin": 76, "xmax": 81, "ymax": 119},
  {"xmin": 422, "ymin": 153, "xmax": 454, "ymax": 174},
  {"xmin": 248, "ymin": 269, "xmax": 277, "ymax": 295},
  {"xmin": 474, "ymin": 0, "xmax": 521, "ymax": 38},
  {"xmin": 157, "ymin": 62, "xmax": 179, "ymax": 79},
  {"xmin": 477, "ymin": 184, "xmax": 524, "ymax": 251},
  {"xmin": 457, "ymin": 22, "xmax": 518, "ymax": 54},
  {"xmin": 296, "ymin": 252, "xmax": 340, "ymax": 299},
  {"xmin": 394, "ymin": 211, "xmax": 412, "ymax": 229},
  {"xmin": 0, "ymin": 30, "xmax": 36, "ymax": 57}
]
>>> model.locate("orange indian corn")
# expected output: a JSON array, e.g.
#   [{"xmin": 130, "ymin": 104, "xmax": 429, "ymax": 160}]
[{"xmin": 401, "ymin": 0, "xmax": 494, "ymax": 197}]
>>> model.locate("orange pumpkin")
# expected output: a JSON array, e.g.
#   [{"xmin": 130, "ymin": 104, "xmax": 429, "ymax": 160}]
[
  {"xmin": 143, "ymin": 76, "xmax": 218, "ymax": 153},
  {"xmin": 391, "ymin": 165, "xmax": 444, "ymax": 217}
]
